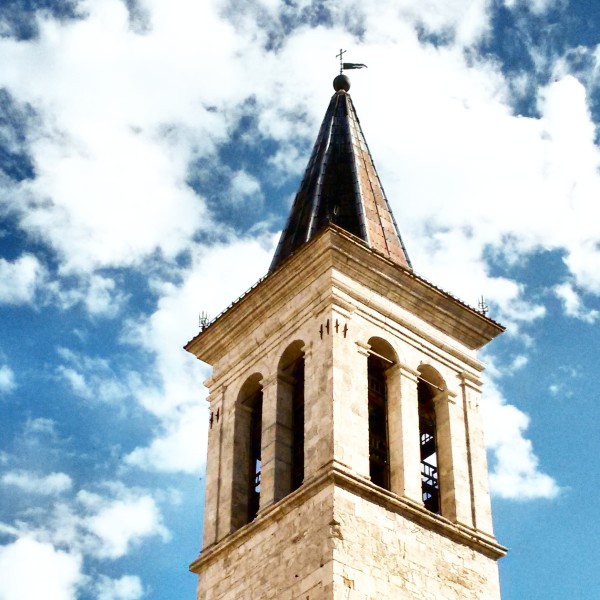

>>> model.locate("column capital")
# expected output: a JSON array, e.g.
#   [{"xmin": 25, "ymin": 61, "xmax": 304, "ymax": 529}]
[
  {"xmin": 330, "ymin": 290, "xmax": 357, "ymax": 316},
  {"xmin": 261, "ymin": 373, "xmax": 278, "ymax": 389},
  {"xmin": 385, "ymin": 363, "xmax": 401, "ymax": 376},
  {"xmin": 277, "ymin": 372, "xmax": 296, "ymax": 386},
  {"xmin": 433, "ymin": 389, "xmax": 457, "ymax": 405},
  {"xmin": 206, "ymin": 383, "xmax": 227, "ymax": 405},
  {"xmin": 458, "ymin": 370, "xmax": 482, "ymax": 392},
  {"xmin": 397, "ymin": 363, "xmax": 420, "ymax": 381},
  {"xmin": 355, "ymin": 341, "xmax": 370, "ymax": 356}
]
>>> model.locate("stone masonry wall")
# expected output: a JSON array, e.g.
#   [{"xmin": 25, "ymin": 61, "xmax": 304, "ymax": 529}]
[
  {"xmin": 332, "ymin": 486, "xmax": 502, "ymax": 600},
  {"xmin": 196, "ymin": 484, "xmax": 335, "ymax": 600}
]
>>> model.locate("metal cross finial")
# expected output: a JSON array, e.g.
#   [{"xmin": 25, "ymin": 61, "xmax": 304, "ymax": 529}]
[{"xmin": 336, "ymin": 48, "xmax": 347, "ymax": 74}]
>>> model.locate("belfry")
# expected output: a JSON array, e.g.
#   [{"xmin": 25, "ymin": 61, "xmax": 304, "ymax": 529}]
[{"xmin": 185, "ymin": 73, "xmax": 506, "ymax": 599}]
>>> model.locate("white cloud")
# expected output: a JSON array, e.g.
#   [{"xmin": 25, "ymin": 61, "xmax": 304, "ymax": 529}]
[
  {"xmin": 508, "ymin": 354, "xmax": 529, "ymax": 373},
  {"xmin": 504, "ymin": 0, "xmax": 560, "ymax": 15},
  {"xmin": 482, "ymin": 377, "xmax": 560, "ymax": 500},
  {"xmin": 23, "ymin": 417, "xmax": 56, "ymax": 436},
  {"xmin": 79, "ymin": 490, "xmax": 169, "ymax": 559},
  {"xmin": 1, "ymin": 471, "xmax": 73, "ymax": 495},
  {"xmin": 230, "ymin": 170, "xmax": 263, "ymax": 206},
  {"xmin": 2, "ymin": 481, "xmax": 169, "ymax": 564},
  {"xmin": 125, "ymin": 404, "xmax": 207, "ymax": 474},
  {"xmin": 0, "ymin": 537, "xmax": 83, "ymax": 600},
  {"xmin": 84, "ymin": 275, "xmax": 126, "ymax": 316},
  {"xmin": 56, "ymin": 347, "xmax": 132, "ymax": 403},
  {"xmin": 394, "ymin": 0, "xmax": 492, "ymax": 46},
  {"xmin": 0, "ymin": 365, "xmax": 16, "ymax": 394},
  {"xmin": 96, "ymin": 575, "xmax": 143, "ymax": 600},
  {"xmin": 0, "ymin": 0, "xmax": 231, "ymax": 275},
  {"xmin": 0, "ymin": 255, "xmax": 44, "ymax": 305},
  {"xmin": 554, "ymin": 281, "xmax": 599, "ymax": 323}
]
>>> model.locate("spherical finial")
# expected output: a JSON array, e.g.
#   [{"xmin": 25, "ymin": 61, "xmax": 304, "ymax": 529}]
[{"xmin": 333, "ymin": 74, "xmax": 350, "ymax": 92}]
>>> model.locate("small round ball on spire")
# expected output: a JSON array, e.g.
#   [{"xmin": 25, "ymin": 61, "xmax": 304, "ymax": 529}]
[{"xmin": 333, "ymin": 74, "xmax": 350, "ymax": 92}]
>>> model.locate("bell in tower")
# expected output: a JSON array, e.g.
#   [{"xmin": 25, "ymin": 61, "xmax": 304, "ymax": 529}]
[{"xmin": 185, "ymin": 71, "xmax": 506, "ymax": 599}]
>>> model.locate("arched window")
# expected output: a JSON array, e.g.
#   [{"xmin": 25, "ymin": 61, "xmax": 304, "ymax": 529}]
[
  {"xmin": 417, "ymin": 366, "xmax": 445, "ymax": 515},
  {"xmin": 276, "ymin": 341, "xmax": 305, "ymax": 498},
  {"xmin": 367, "ymin": 337, "xmax": 396, "ymax": 491},
  {"xmin": 232, "ymin": 374, "xmax": 263, "ymax": 530}
]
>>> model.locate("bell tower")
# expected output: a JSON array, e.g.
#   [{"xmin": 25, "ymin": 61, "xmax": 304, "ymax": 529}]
[{"xmin": 185, "ymin": 74, "xmax": 506, "ymax": 599}]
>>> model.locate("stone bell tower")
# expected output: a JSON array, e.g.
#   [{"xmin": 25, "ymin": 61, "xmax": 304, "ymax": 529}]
[{"xmin": 185, "ymin": 73, "xmax": 506, "ymax": 599}]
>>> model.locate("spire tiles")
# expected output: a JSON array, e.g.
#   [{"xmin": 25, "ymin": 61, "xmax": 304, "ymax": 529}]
[{"xmin": 269, "ymin": 75, "xmax": 411, "ymax": 272}]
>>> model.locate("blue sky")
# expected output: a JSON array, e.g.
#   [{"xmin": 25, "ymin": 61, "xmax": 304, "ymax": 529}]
[{"xmin": 0, "ymin": 0, "xmax": 599, "ymax": 598}]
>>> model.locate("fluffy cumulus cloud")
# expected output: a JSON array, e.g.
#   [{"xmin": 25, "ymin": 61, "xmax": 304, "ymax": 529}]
[
  {"xmin": 0, "ymin": 254, "xmax": 45, "ymax": 304},
  {"xmin": 482, "ymin": 378, "xmax": 560, "ymax": 500},
  {"xmin": 0, "ymin": 537, "xmax": 84, "ymax": 600},
  {"xmin": 95, "ymin": 575, "xmax": 144, "ymax": 600},
  {"xmin": 78, "ymin": 489, "xmax": 169, "ymax": 559},
  {"xmin": 56, "ymin": 347, "xmax": 133, "ymax": 404},
  {"xmin": 0, "ymin": 478, "xmax": 169, "ymax": 599},
  {"xmin": 124, "ymin": 404, "xmax": 207, "ymax": 473},
  {"xmin": 3, "ymin": 483, "xmax": 168, "ymax": 556},
  {"xmin": 554, "ymin": 281, "xmax": 599, "ymax": 323},
  {"xmin": 1, "ymin": 470, "xmax": 73, "ymax": 495},
  {"xmin": 0, "ymin": 0, "xmax": 222, "ymax": 274}
]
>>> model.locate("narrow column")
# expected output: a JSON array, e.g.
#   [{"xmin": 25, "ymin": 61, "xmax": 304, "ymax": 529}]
[
  {"xmin": 460, "ymin": 371, "xmax": 495, "ymax": 535},
  {"xmin": 331, "ymin": 339, "xmax": 368, "ymax": 478},
  {"xmin": 304, "ymin": 324, "xmax": 334, "ymax": 479},
  {"xmin": 202, "ymin": 384, "xmax": 224, "ymax": 547},
  {"xmin": 258, "ymin": 375, "xmax": 278, "ymax": 511},
  {"xmin": 269, "ymin": 373, "xmax": 297, "ymax": 504},
  {"xmin": 227, "ymin": 401, "xmax": 252, "ymax": 533},
  {"xmin": 389, "ymin": 364, "xmax": 422, "ymax": 503},
  {"xmin": 435, "ymin": 389, "xmax": 474, "ymax": 526}
]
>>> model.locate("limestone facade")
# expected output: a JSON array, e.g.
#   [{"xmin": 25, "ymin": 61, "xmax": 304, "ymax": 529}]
[{"xmin": 186, "ymin": 225, "xmax": 506, "ymax": 599}]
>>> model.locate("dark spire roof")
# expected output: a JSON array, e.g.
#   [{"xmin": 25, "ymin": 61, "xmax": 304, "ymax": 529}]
[{"xmin": 269, "ymin": 77, "xmax": 412, "ymax": 273}]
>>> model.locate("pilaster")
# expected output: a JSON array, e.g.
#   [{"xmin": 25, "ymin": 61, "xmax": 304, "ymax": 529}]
[
  {"xmin": 202, "ymin": 387, "xmax": 225, "ymax": 547},
  {"xmin": 460, "ymin": 371, "xmax": 495, "ymax": 536},
  {"xmin": 389, "ymin": 364, "xmax": 422, "ymax": 503},
  {"xmin": 435, "ymin": 388, "xmax": 474, "ymax": 526},
  {"xmin": 331, "ymin": 335, "xmax": 369, "ymax": 477},
  {"xmin": 303, "ymin": 320, "xmax": 333, "ymax": 479},
  {"xmin": 259, "ymin": 375, "xmax": 279, "ymax": 510},
  {"xmin": 216, "ymin": 385, "xmax": 238, "ymax": 539}
]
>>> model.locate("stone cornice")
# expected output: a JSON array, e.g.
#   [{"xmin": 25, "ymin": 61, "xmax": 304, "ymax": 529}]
[
  {"xmin": 184, "ymin": 227, "xmax": 504, "ymax": 367},
  {"xmin": 190, "ymin": 462, "xmax": 507, "ymax": 573}
]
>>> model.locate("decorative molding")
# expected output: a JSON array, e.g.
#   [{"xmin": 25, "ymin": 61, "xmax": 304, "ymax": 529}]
[
  {"xmin": 397, "ymin": 362, "xmax": 420, "ymax": 379},
  {"xmin": 458, "ymin": 370, "xmax": 483, "ymax": 392},
  {"xmin": 355, "ymin": 341, "xmax": 370, "ymax": 356},
  {"xmin": 190, "ymin": 462, "xmax": 507, "ymax": 574}
]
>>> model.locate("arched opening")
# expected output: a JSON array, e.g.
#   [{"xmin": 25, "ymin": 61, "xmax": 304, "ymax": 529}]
[
  {"xmin": 276, "ymin": 341, "xmax": 305, "ymax": 498},
  {"xmin": 367, "ymin": 337, "xmax": 397, "ymax": 490},
  {"xmin": 232, "ymin": 374, "xmax": 263, "ymax": 529},
  {"xmin": 417, "ymin": 365, "xmax": 445, "ymax": 515}
]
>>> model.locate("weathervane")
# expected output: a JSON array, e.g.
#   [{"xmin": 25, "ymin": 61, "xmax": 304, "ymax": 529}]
[{"xmin": 336, "ymin": 48, "xmax": 367, "ymax": 75}]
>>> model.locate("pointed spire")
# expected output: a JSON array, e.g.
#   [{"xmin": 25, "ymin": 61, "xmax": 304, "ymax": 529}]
[{"xmin": 269, "ymin": 75, "xmax": 412, "ymax": 273}]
